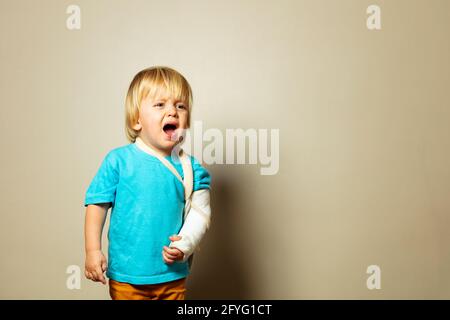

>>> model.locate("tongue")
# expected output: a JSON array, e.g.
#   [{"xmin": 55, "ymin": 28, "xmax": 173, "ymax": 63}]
[{"xmin": 165, "ymin": 128, "xmax": 176, "ymax": 139}]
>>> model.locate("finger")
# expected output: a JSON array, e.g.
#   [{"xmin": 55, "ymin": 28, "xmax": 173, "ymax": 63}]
[
  {"xmin": 169, "ymin": 235, "xmax": 182, "ymax": 241},
  {"xmin": 91, "ymin": 270, "xmax": 99, "ymax": 281},
  {"xmin": 162, "ymin": 251, "xmax": 174, "ymax": 264},
  {"xmin": 164, "ymin": 250, "xmax": 178, "ymax": 260},
  {"xmin": 101, "ymin": 261, "xmax": 107, "ymax": 272},
  {"xmin": 95, "ymin": 267, "xmax": 106, "ymax": 284},
  {"xmin": 163, "ymin": 250, "xmax": 181, "ymax": 262},
  {"xmin": 85, "ymin": 270, "xmax": 91, "ymax": 280},
  {"xmin": 163, "ymin": 255, "xmax": 174, "ymax": 264},
  {"xmin": 176, "ymin": 252, "xmax": 185, "ymax": 260},
  {"xmin": 164, "ymin": 246, "xmax": 184, "ymax": 259},
  {"xmin": 163, "ymin": 247, "xmax": 179, "ymax": 259},
  {"xmin": 173, "ymin": 255, "xmax": 182, "ymax": 262},
  {"xmin": 170, "ymin": 248, "xmax": 183, "ymax": 258},
  {"xmin": 171, "ymin": 248, "xmax": 184, "ymax": 260},
  {"xmin": 164, "ymin": 246, "xmax": 181, "ymax": 255}
]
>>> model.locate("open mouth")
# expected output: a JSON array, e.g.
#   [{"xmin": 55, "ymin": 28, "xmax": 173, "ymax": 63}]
[{"xmin": 163, "ymin": 123, "xmax": 178, "ymax": 140}]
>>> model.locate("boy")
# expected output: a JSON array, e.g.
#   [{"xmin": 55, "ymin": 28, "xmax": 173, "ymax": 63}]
[{"xmin": 84, "ymin": 66, "xmax": 211, "ymax": 300}]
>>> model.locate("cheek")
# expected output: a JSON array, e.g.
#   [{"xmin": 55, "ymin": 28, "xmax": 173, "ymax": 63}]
[
  {"xmin": 140, "ymin": 111, "xmax": 160, "ymax": 127},
  {"xmin": 180, "ymin": 113, "xmax": 189, "ymax": 127}
]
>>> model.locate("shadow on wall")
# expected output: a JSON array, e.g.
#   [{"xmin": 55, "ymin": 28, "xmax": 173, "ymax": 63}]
[{"xmin": 186, "ymin": 170, "xmax": 251, "ymax": 299}]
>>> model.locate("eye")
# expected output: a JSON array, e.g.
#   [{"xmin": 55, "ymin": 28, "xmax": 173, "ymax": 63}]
[
  {"xmin": 154, "ymin": 102, "xmax": 164, "ymax": 108},
  {"xmin": 176, "ymin": 104, "xmax": 186, "ymax": 110}
]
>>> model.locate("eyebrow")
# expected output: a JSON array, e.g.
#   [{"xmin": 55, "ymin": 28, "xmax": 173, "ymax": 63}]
[{"xmin": 154, "ymin": 98, "xmax": 186, "ymax": 104}]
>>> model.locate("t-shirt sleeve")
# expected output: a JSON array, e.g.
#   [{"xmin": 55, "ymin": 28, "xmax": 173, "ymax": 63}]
[
  {"xmin": 191, "ymin": 156, "xmax": 211, "ymax": 192},
  {"xmin": 84, "ymin": 152, "xmax": 119, "ymax": 207}
]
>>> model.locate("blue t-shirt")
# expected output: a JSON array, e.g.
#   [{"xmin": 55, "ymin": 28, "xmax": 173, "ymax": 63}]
[{"xmin": 84, "ymin": 143, "xmax": 211, "ymax": 285}]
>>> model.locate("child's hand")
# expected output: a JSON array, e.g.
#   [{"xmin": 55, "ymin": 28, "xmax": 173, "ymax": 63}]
[
  {"xmin": 162, "ymin": 235, "xmax": 184, "ymax": 264},
  {"xmin": 85, "ymin": 250, "xmax": 107, "ymax": 285}
]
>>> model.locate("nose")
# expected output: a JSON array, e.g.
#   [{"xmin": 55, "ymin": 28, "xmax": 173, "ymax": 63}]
[{"xmin": 166, "ymin": 104, "xmax": 178, "ymax": 117}]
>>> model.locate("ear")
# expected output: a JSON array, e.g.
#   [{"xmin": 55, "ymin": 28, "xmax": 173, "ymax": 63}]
[{"xmin": 132, "ymin": 120, "xmax": 142, "ymax": 131}]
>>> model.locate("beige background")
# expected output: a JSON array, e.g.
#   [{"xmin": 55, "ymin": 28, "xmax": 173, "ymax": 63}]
[{"xmin": 1, "ymin": 0, "xmax": 449, "ymax": 299}]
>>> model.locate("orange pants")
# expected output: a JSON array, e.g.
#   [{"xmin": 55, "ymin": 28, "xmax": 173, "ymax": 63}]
[{"xmin": 109, "ymin": 277, "xmax": 186, "ymax": 300}]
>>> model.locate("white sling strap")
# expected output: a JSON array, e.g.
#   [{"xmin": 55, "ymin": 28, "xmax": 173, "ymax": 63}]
[
  {"xmin": 135, "ymin": 137, "xmax": 210, "ymax": 268},
  {"xmin": 135, "ymin": 137, "xmax": 193, "ymax": 219}
]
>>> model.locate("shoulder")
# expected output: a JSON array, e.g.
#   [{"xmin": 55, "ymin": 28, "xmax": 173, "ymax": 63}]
[
  {"xmin": 189, "ymin": 155, "xmax": 208, "ymax": 171},
  {"xmin": 188, "ymin": 155, "xmax": 212, "ymax": 190},
  {"xmin": 101, "ymin": 143, "xmax": 135, "ymax": 169},
  {"xmin": 108, "ymin": 143, "xmax": 133, "ymax": 156},
  {"xmin": 106, "ymin": 143, "xmax": 134, "ymax": 160}
]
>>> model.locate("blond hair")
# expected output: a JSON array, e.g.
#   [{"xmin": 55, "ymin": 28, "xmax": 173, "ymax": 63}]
[{"xmin": 124, "ymin": 66, "xmax": 193, "ymax": 143}]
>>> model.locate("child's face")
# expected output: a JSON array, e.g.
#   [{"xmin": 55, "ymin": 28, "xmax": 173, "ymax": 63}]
[{"xmin": 133, "ymin": 92, "xmax": 189, "ymax": 156}]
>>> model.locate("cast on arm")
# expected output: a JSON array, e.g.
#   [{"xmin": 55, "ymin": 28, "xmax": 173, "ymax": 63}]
[{"xmin": 169, "ymin": 188, "xmax": 211, "ymax": 262}]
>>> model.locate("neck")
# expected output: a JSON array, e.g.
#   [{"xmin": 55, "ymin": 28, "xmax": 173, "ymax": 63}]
[{"xmin": 135, "ymin": 136, "xmax": 173, "ymax": 158}]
